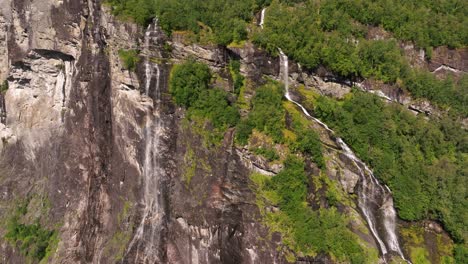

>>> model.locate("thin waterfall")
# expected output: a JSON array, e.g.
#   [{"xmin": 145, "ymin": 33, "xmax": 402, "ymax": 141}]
[
  {"xmin": 278, "ymin": 49, "xmax": 408, "ymax": 262},
  {"xmin": 259, "ymin": 8, "xmax": 266, "ymax": 28},
  {"xmin": 124, "ymin": 20, "xmax": 165, "ymax": 263}
]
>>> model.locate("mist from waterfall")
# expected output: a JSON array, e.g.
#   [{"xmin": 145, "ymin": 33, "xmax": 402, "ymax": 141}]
[{"xmin": 278, "ymin": 50, "xmax": 408, "ymax": 262}]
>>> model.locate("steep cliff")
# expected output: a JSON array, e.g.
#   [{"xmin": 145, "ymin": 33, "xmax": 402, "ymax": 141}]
[{"xmin": 0, "ymin": 1, "xmax": 462, "ymax": 264}]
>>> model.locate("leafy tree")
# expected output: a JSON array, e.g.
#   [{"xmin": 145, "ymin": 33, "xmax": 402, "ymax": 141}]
[{"xmin": 170, "ymin": 60, "xmax": 211, "ymax": 108}]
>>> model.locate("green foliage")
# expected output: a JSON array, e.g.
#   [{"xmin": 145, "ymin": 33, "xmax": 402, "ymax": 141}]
[
  {"xmin": 170, "ymin": 60, "xmax": 239, "ymax": 139},
  {"xmin": 358, "ymin": 40, "xmax": 407, "ymax": 83},
  {"xmin": 235, "ymin": 82, "xmax": 325, "ymax": 169},
  {"xmin": 106, "ymin": 0, "xmax": 156, "ymax": 25},
  {"xmin": 229, "ymin": 59, "xmax": 245, "ymax": 95},
  {"xmin": 252, "ymin": 157, "xmax": 366, "ymax": 262},
  {"xmin": 404, "ymin": 71, "xmax": 468, "ymax": 116},
  {"xmin": 4, "ymin": 202, "xmax": 58, "ymax": 262},
  {"xmin": 118, "ymin": 49, "xmax": 140, "ymax": 71},
  {"xmin": 107, "ymin": 0, "xmax": 269, "ymax": 44},
  {"xmin": 235, "ymin": 82, "xmax": 285, "ymax": 144},
  {"xmin": 189, "ymin": 88, "xmax": 240, "ymax": 129},
  {"xmin": 170, "ymin": 60, "xmax": 211, "ymax": 108},
  {"xmin": 314, "ymin": 91, "xmax": 468, "ymax": 243},
  {"xmin": 0, "ymin": 80, "xmax": 8, "ymax": 93},
  {"xmin": 253, "ymin": 147, "xmax": 279, "ymax": 161},
  {"xmin": 296, "ymin": 129, "xmax": 325, "ymax": 169},
  {"xmin": 254, "ymin": 0, "xmax": 468, "ymax": 117},
  {"xmin": 454, "ymin": 244, "xmax": 468, "ymax": 264}
]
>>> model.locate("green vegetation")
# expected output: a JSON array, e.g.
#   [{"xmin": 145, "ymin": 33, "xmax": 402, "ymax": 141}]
[
  {"xmin": 107, "ymin": 0, "xmax": 270, "ymax": 45},
  {"xmin": 404, "ymin": 71, "xmax": 468, "ymax": 116},
  {"xmin": 4, "ymin": 201, "xmax": 58, "ymax": 263},
  {"xmin": 254, "ymin": 0, "xmax": 468, "ymax": 116},
  {"xmin": 170, "ymin": 60, "xmax": 239, "ymax": 134},
  {"xmin": 0, "ymin": 80, "xmax": 8, "ymax": 93},
  {"xmin": 251, "ymin": 157, "xmax": 365, "ymax": 263},
  {"xmin": 183, "ymin": 145, "xmax": 196, "ymax": 185},
  {"xmin": 312, "ymin": 91, "xmax": 467, "ymax": 246},
  {"xmin": 118, "ymin": 49, "xmax": 140, "ymax": 71},
  {"xmin": 236, "ymin": 81, "xmax": 325, "ymax": 168},
  {"xmin": 454, "ymin": 244, "xmax": 468, "ymax": 263},
  {"xmin": 253, "ymin": 146, "xmax": 279, "ymax": 161},
  {"xmin": 322, "ymin": 0, "xmax": 467, "ymax": 49},
  {"xmin": 108, "ymin": 0, "xmax": 467, "ymax": 116},
  {"xmin": 107, "ymin": 0, "xmax": 468, "ymax": 259},
  {"xmin": 236, "ymin": 82, "xmax": 285, "ymax": 144},
  {"xmin": 229, "ymin": 59, "xmax": 245, "ymax": 95},
  {"xmin": 104, "ymin": 200, "xmax": 133, "ymax": 262}
]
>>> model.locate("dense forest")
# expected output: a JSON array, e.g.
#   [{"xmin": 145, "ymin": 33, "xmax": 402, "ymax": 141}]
[
  {"xmin": 312, "ymin": 91, "xmax": 467, "ymax": 243},
  {"xmin": 108, "ymin": 0, "xmax": 468, "ymax": 116},
  {"xmin": 107, "ymin": 0, "xmax": 467, "ymax": 262}
]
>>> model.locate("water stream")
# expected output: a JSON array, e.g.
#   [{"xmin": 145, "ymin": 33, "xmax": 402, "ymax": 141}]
[
  {"xmin": 278, "ymin": 49, "xmax": 407, "ymax": 262},
  {"xmin": 125, "ymin": 21, "xmax": 165, "ymax": 263},
  {"xmin": 259, "ymin": 8, "xmax": 266, "ymax": 28}
]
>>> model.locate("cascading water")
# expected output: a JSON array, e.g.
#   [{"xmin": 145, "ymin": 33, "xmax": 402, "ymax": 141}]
[
  {"xmin": 124, "ymin": 20, "xmax": 165, "ymax": 263},
  {"xmin": 259, "ymin": 8, "xmax": 266, "ymax": 28},
  {"xmin": 278, "ymin": 49, "xmax": 408, "ymax": 262}
]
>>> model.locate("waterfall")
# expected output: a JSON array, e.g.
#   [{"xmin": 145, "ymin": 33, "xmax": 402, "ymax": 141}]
[
  {"xmin": 278, "ymin": 50, "xmax": 408, "ymax": 262},
  {"xmin": 125, "ymin": 20, "xmax": 165, "ymax": 263},
  {"xmin": 259, "ymin": 8, "xmax": 266, "ymax": 28},
  {"xmin": 432, "ymin": 64, "xmax": 461, "ymax": 74}
]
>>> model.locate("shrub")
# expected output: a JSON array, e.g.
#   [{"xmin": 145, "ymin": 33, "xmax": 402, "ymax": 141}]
[
  {"xmin": 314, "ymin": 91, "xmax": 467, "ymax": 243},
  {"xmin": 0, "ymin": 80, "xmax": 8, "ymax": 93},
  {"xmin": 118, "ymin": 49, "xmax": 140, "ymax": 71},
  {"xmin": 254, "ymin": 156, "xmax": 366, "ymax": 262},
  {"xmin": 229, "ymin": 59, "xmax": 245, "ymax": 95},
  {"xmin": 170, "ymin": 60, "xmax": 240, "ymax": 139},
  {"xmin": 4, "ymin": 202, "xmax": 58, "ymax": 262},
  {"xmin": 236, "ymin": 82, "xmax": 285, "ymax": 143},
  {"xmin": 253, "ymin": 147, "xmax": 280, "ymax": 161},
  {"xmin": 170, "ymin": 60, "xmax": 211, "ymax": 108}
]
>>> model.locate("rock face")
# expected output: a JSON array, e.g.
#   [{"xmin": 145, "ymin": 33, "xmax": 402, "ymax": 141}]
[
  {"xmin": 0, "ymin": 1, "xmax": 285, "ymax": 263},
  {"xmin": 0, "ymin": 1, "xmax": 456, "ymax": 264}
]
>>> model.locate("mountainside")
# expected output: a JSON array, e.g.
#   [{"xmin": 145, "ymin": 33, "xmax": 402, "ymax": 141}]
[{"xmin": 0, "ymin": 0, "xmax": 466, "ymax": 264}]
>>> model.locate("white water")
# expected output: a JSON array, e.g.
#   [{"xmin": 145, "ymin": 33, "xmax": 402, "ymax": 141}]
[
  {"xmin": 432, "ymin": 64, "xmax": 461, "ymax": 74},
  {"xmin": 259, "ymin": 8, "xmax": 266, "ymax": 28},
  {"xmin": 125, "ymin": 21, "xmax": 165, "ymax": 263},
  {"xmin": 278, "ymin": 50, "xmax": 407, "ymax": 261}
]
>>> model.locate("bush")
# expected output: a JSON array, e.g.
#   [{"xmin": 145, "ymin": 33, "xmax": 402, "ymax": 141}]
[
  {"xmin": 454, "ymin": 244, "xmax": 468, "ymax": 264},
  {"xmin": 107, "ymin": 0, "xmax": 265, "ymax": 44},
  {"xmin": 255, "ymin": 156, "xmax": 366, "ymax": 262},
  {"xmin": 296, "ymin": 130, "xmax": 325, "ymax": 169},
  {"xmin": 4, "ymin": 203, "xmax": 58, "ymax": 262},
  {"xmin": 254, "ymin": 0, "xmax": 468, "ymax": 117},
  {"xmin": 253, "ymin": 147, "xmax": 279, "ymax": 161},
  {"xmin": 170, "ymin": 60, "xmax": 240, "ymax": 134},
  {"xmin": 170, "ymin": 60, "xmax": 212, "ymax": 108},
  {"xmin": 0, "ymin": 80, "xmax": 8, "ymax": 93},
  {"xmin": 314, "ymin": 91, "xmax": 467, "ymax": 243},
  {"xmin": 229, "ymin": 59, "xmax": 245, "ymax": 95},
  {"xmin": 237, "ymin": 82, "xmax": 285, "ymax": 143},
  {"xmin": 190, "ymin": 88, "xmax": 240, "ymax": 129},
  {"xmin": 118, "ymin": 49, "xmax": 140, "ymax": 71}
]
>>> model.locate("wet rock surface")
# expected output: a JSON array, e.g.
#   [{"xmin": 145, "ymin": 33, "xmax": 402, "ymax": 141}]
[{"xmin": 0, "ymin": 1, "xmax": 459, "ymax": 263}]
